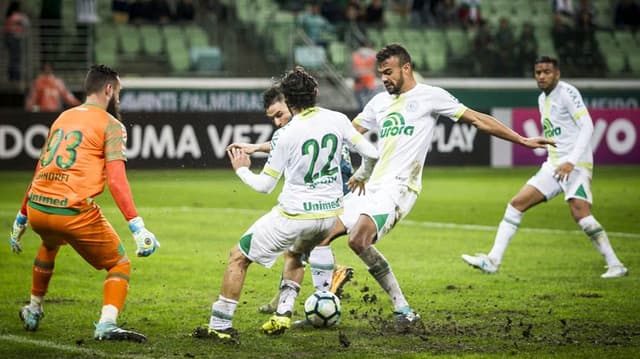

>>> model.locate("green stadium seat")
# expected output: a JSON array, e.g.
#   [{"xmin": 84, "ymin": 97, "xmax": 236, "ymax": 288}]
[
  {"xmin": 94, "ymin": 39, "xmax": 118, "ymax": 67},
  {"xmin": 117, "ymin": 24, "xmax": 141, "ymax": 56},
  {"xmin": 445, "ymin": 29, "xmax": 470, "ymax": 58},
  {"xmin": 382, "ymin": 28, "xmax": 404, "ymax": 44},
  {"xmin": 603, "ymin": 52, "xmax": 627, "ymax": 74},
  {"xmin": 185, "ymin": 24, "xmax": 209, "ymax": 48},
  {"xmin": 166, "ymin": 41, "xmax": 191, "ymax": 73},
  {"xmin": 294, "ymin": 45, "xmax": 327, "ymax": 70},
  {"xmin": 139, "ymin": 25, "xmax": 164, "ymax": 56},
  {"xmin": 328, "ymin": 41, "xmax": 347, "ymax": 71},
  {"xmin": 425, "ymin": 51, "xmax": 447, "ymax": 74}
]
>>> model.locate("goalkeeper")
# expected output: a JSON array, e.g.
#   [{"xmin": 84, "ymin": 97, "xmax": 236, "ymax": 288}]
[
  {"xmin": 8, "ymin": 65, "xmax": 159, "ymax": 342},
  {"xmin": 227, "ymin": 85, "xmax": 355, "ymax": 314}
]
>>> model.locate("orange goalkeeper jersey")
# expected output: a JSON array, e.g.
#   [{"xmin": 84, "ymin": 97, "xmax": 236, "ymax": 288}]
[{"xmin": 28, "ymin": 104, "xmax": 127, "ymax": 214}]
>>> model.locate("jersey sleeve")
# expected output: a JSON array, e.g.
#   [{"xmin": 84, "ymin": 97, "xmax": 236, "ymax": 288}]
[
  {"xmin": 340, "ymin": 114, "xmax": 378, "ymax": 160},
  {"xmin": 431, "ymin": 87, "xmax": 467, "ymax": 121},
  {"xmin": 104, "ymin": 117, "xmax": 127, "ymax": 162},
  {"xmin": 562, "ymin": 85, "xmax": 594, "ymax": 165},
  {"xmin": 352, "ymin": 98, "xmax": 377, "ymax": 130}
]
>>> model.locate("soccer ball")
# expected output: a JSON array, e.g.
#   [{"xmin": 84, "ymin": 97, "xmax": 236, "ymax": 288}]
[{"xmin": 304, "ymin": 290, "xmax": 342, "ymax": 328}]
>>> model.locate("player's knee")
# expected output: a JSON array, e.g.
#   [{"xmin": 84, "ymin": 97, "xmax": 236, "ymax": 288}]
[{"xmin": 228, "ymin": 246, "xmax": 251, "ymax": 269}]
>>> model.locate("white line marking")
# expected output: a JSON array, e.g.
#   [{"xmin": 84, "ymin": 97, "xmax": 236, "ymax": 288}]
[
  {"xmin": 1, "ymin": 207, "xmax": 638, "ymax": 239},
  {"xmin": 0, "ymin": 334, "xmax": 149, "ymax": 358}
]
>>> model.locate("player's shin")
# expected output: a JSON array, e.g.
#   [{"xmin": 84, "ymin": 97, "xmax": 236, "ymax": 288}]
[
  {"xmin": 579, "ymin": 215, "xmax": 622, "ymax": 266},
  {"xmin": 101, "ymin": 261, "xmax": 130, "ymax": 324},
  {"xmin": 309, "ymin": 246, "xmax": 334, "ymax": 291},
  {"xmin": 359, "ymin": 246, "xmax": 409, "ymax": 312},
  {"xmin": 32, "ymin": 245, "xmax": 59, "ymax": 300},
  {"xmin": 488, "ymin": 204, "xmax": 522, "ymax": 264},
  {"xmin": 209, "ymin": 295, "xmax": 238, "ymax": 330}
]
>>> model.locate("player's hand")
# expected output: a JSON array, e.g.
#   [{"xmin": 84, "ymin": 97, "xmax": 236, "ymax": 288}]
[
  {"xmin": 128, "ymin": 217, "xmax": 160, "ymax": 257},
  {"xmin": 9, "ymin": 211, "xmax": 27, "ymax": 254},
  {"xmin": 553, "ymin": 162, "xmax": 574, "ymax": 182},
  {"xmin": 523, "ymin": 137, "xmax": 555, "ymax": 149},
  {"xmin": 227, "ymin": 147, "xmax": 251, "ymax": 170},
  {"xmin": 347, "ymin": 176, "xmax": 366, "ymax": 195},
  {"xmin": 226, "ymin": 142, "xmax": 260, "ymax": 155}
]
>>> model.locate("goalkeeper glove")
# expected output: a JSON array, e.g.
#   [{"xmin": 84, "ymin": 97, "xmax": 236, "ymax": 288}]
[
  {"xmin": 9, "ymin": 211, "xmax": 27, "ymax": 254},
  {"xmin": 128, "ymin": 216, "xmax": 160, "ymax": 257}
]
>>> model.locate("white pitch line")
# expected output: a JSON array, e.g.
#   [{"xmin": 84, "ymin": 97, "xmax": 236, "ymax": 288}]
[
  {"xmin": 0, "ymin": 334, "xmax": 152, "ymax": 358},
  {"xmin": 1, "ymin": 206, "xmax": 638, "ymax": 239}
]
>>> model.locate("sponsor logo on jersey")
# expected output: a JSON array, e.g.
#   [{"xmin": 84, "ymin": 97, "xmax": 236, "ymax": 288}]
[
  {"xmin": 543, "ymin": 117, "xmax": 561, "ymax": 137},
  {"xmin": 380, "ymin": 112, "xmax": 414, "ymax": 138},
  {"xmin": 303, "ymin": 198, "xmax": 341, "ymax": 212}
]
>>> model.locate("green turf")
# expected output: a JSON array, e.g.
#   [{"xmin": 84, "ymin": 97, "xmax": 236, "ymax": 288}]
[{"xmin": 1, "ymin": 166, "xmax": 638, "ymax": 358}]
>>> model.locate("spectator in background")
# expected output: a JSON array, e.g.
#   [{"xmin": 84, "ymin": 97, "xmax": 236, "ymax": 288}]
[
  {"xmin": 112, "ymin": 0, "xmax": 130, "ymax": 24},
  {"xmin": 150, "ymin": 0, "xmax": 172, "ymax": 24},
  {"xmin": 176, "ymin": 0, "xmax": 196, "ymax": 22},
  {"xmin": 472, "ymin": 19, "xmax": 495, "ymax": 75},
  {"xmin": 434, "ymin": 0, "xmax": 460, "ymax": 26},
  {"xmin": 364, "ymin": 0, "xmax": 384, "ymax": 28},
  {"xmin": 25, "ymin": 63, "xmax": 81, "ymax": 112},
  {"xmin": 614, "ymin": 0, "xmax": 640, "ymax": 30},
  {"xmin": 516, "ymin": 22, "xmax": 538, "ymax": 76},
  {"xmin": 351, "ymin": 40, "xmax": 377, "ymax": 108},
  {"xmin": 321, "ymin": 0, "xmax": 345, "ymax": 23},
  {"xmin": 459, "ymin": 0, "xmax": 482, "ymax": 27},
  {"xmin": 553, "ymin": 0, "xmax": 575, "ymax": 25},
  {"xmin": 552, "ymin": 13, "xmax": 576, "ymax": 67},
  {"xmin": 494, "ymin": 17, "xmax": 516, "ymax": 77},
  {"xmin": 339, "ymin": 2, "xmax": 367, "ymax": 45},
  {"xmin": 574, "ymin": 5, "xmax": 598, "ymax": 75},
  {"xmin": 40, "ymin": 0, "xmax": 62, "ymax": 64},
  {"xmin": 128, "ymin": 0, "xmax": 149, "ymax": 23},
  {"xmin": 298, "ymin": 2, "xmax": 334, "ymax": 47},
  {"xmin": 3, "ymin": 1, "xmax": 30, "ymax": 83}
]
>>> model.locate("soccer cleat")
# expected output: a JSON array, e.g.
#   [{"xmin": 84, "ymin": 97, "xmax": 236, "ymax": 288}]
[
  {"xmin": 292, "ymin": 318, "xmax": 311, "ymax": 329},
  {"xmin": 394, "ymin": 308, "xmax": 424, "ymax": 334},
  {"xmin": 192, "ymin": 326, "xmax": 239, "ymax": 343},
  {"xmin": 94, "ymin": 322, "xmax": 147, "ymax": 343},
  {"xmin": 461, "ymin": 253, "xmax": 499, "ymax": 274},
  {"xmin": 19, "ymin": 305, "xmax": 44, "ymax": 331},
  {"xmin": 261, "ymin": 314, "xmax": 291, "ymax": 336},
  {"xmin": 258, "ymin": 291, "xmax": 280, "ymax": 314},
  {"xmin": 601, "ymin": 264, "xmax": 628, "ymax": 278},
  {"xmin": 329, "ymin": 266, "xmax": 354, "ymax": 298}
]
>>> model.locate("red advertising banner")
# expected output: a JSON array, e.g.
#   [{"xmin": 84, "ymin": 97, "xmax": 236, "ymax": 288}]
[{"xmin": 512, "ymin": 109, "xmax": 640, "ymax": 165}]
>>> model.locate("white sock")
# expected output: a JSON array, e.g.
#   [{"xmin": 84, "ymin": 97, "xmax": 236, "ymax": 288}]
[
  {"xmin": 488, "ymin": 204, "xmax": 523, "ymax": 265},
  {"xmin": 98, "ymin": 304, "xmax": 119, "ymax": 324},
  {"xmin": 209, "ymin": 295, "xmax": 238, "ymax": 330},
  {"xmin": 359, "ymin": 246, "xmax": 409, "ymax": 312},
  {"xmin": 308, "ymin": 246, "xmax": 334, "ymax": 291},
  {"xmin": 276, "ymin": 279, "xmax": 300, "ymax": 316},
  {"xmin": 29, "ymin": 295, "xmax": 43, "ymax": 309},
  {"xmin": 578, "ymin": 215, "xmax": 622, "ymax": 267}
]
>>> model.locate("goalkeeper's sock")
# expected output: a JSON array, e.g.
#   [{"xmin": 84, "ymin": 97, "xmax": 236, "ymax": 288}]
[
  {"xmin": 359, "ymin": 246, "xmax": 409, "ymax": 312},
  {"xmin": 32, "ymin": 245, "xmax": 59, "ymax": 297},
  {"xmin": 488, "ymin": 204, "xmax": 522, "ymax": 265},
  {"xmin": 103, "ymin": 261, "xmax": 131, "ymax": 313},
  {"xmin": 276, "ymin": 280, "xmax": 300, "ymax": 315},
  {"xmin": 579, "ymin": 215, "xmax": 622, "ymax": 267},
  {"xmin": 29, "ymin": 295, "xmax": 43, "ymax": 309},
  {"xmin": 308, "ymin": 246, "xmax": 334, "ymax": 291},
  {"xmin": 209, "ymin": 295, "xmax": 238, "ymax": 330}
]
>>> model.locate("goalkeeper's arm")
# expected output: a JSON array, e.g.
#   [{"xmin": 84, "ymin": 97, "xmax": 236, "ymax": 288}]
[{"xmin": 106, "ymin": 160, "xmax": 159, "ymax": 257}]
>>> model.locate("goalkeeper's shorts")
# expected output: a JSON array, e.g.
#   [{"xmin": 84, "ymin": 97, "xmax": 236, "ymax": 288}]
[{"xmin": 27, "ymin": 205, "xmax": 125, "ymax": 270}]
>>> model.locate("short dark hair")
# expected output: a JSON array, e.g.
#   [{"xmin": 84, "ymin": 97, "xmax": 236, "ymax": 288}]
[
  {"xmin": 280, "ymin": 66, "xmax": 318, "ymax": 110},
  {"xmin": 84, "ymin": 64, "xmax": 119, "ymax": 96},
  {"xmin": 534, "ymin": 56, "xmax": 559, "ymax": 69},
  {"xmin": 262, "ymin": 85, "xmax": 284, "ymax": 110},
  {"xmin": 376, "ymin": 43, "xmax": 412, "ymax": 66}
]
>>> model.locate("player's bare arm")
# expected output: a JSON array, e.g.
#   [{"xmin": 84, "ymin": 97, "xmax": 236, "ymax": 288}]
[
  {"xmin": 459, "ymin": 109, "xmax": 554, "ymax": 149},
  {"xmin": 226, "ymin": 142, "xmax": 270, "ymax": 154}
]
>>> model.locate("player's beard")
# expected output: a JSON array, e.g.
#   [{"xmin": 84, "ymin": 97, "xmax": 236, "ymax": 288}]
[
  {"xmin": 106, "ymin": 96, "xmax": 121, "ymax": 120},
  {"xmin": 384, "ymin": 73, "xmax": 404, "ymax": 95}
]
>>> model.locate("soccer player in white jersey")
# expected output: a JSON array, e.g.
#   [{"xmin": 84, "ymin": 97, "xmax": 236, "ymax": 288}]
[
  {"xmin": 462, "ymin": 56, "xmax": 628, "ymax": 278},
  {"xmin": 317, "ymin": 44, "xmax": 553, "ymax": 332},
  {"xmin": 227, "ymin": 86, "xmax": 355, "ymax": 314},
  {"xmin": 193, "ymin": 67, "xmax": 379, "ymax": 341}
]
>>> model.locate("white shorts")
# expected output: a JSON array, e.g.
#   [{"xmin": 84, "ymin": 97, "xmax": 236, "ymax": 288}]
[
  {"xmin": 238, "ymin": 207, "xmax": 337, "ymax": 268},
  {"xmin": 526, "ymin": 161, "xmax": 593, "ymax": 204},
  {"xmin": 339, "ymin": 183, "xmax": 418, "ymax": 241}
]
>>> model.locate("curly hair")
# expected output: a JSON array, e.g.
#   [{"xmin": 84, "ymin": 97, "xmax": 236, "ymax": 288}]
[
  {"xmin": 279, "ymin": 66, "xmax": 318, "ymax": 110},
  {"xmin": 376, "ymin": 43, "xmax": 412, "ymax": 66}
]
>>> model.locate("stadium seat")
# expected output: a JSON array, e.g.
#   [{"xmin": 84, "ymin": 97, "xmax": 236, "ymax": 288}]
[
  {"xmin": 328, "ymin": 41, "xmax": 347, "ymax": 71},
  {"xmin": 117, "ymin": 24, "xmax": 141, "ymax": 56},
  {"xmin": 445, "ymin": 29, "xmax": 470, "ymax": 58},
  {"xmin": 139, "ymin": 25, "xmax": 164, "ymax": 56},
  {"xmin": 185, "ymin": 24, "xmax": 209, "ymax": 48},
  {"xmin": 166, "ymin": 41, "xmax": 191, "ymax": 73},
  {"xmin": 425, "ymin": 51, "xmax": 447, "ymax": 74},
  {"xmin": 603, "ymin": 52, "xmax": 627, "ymax": 75},
  {"xmin": 190, "ymin": 46, "xmax": 223, "ymax": 72},
  {"xmin": 294, "ymin": 46, "xmax": 327, "ymax": 70}
]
